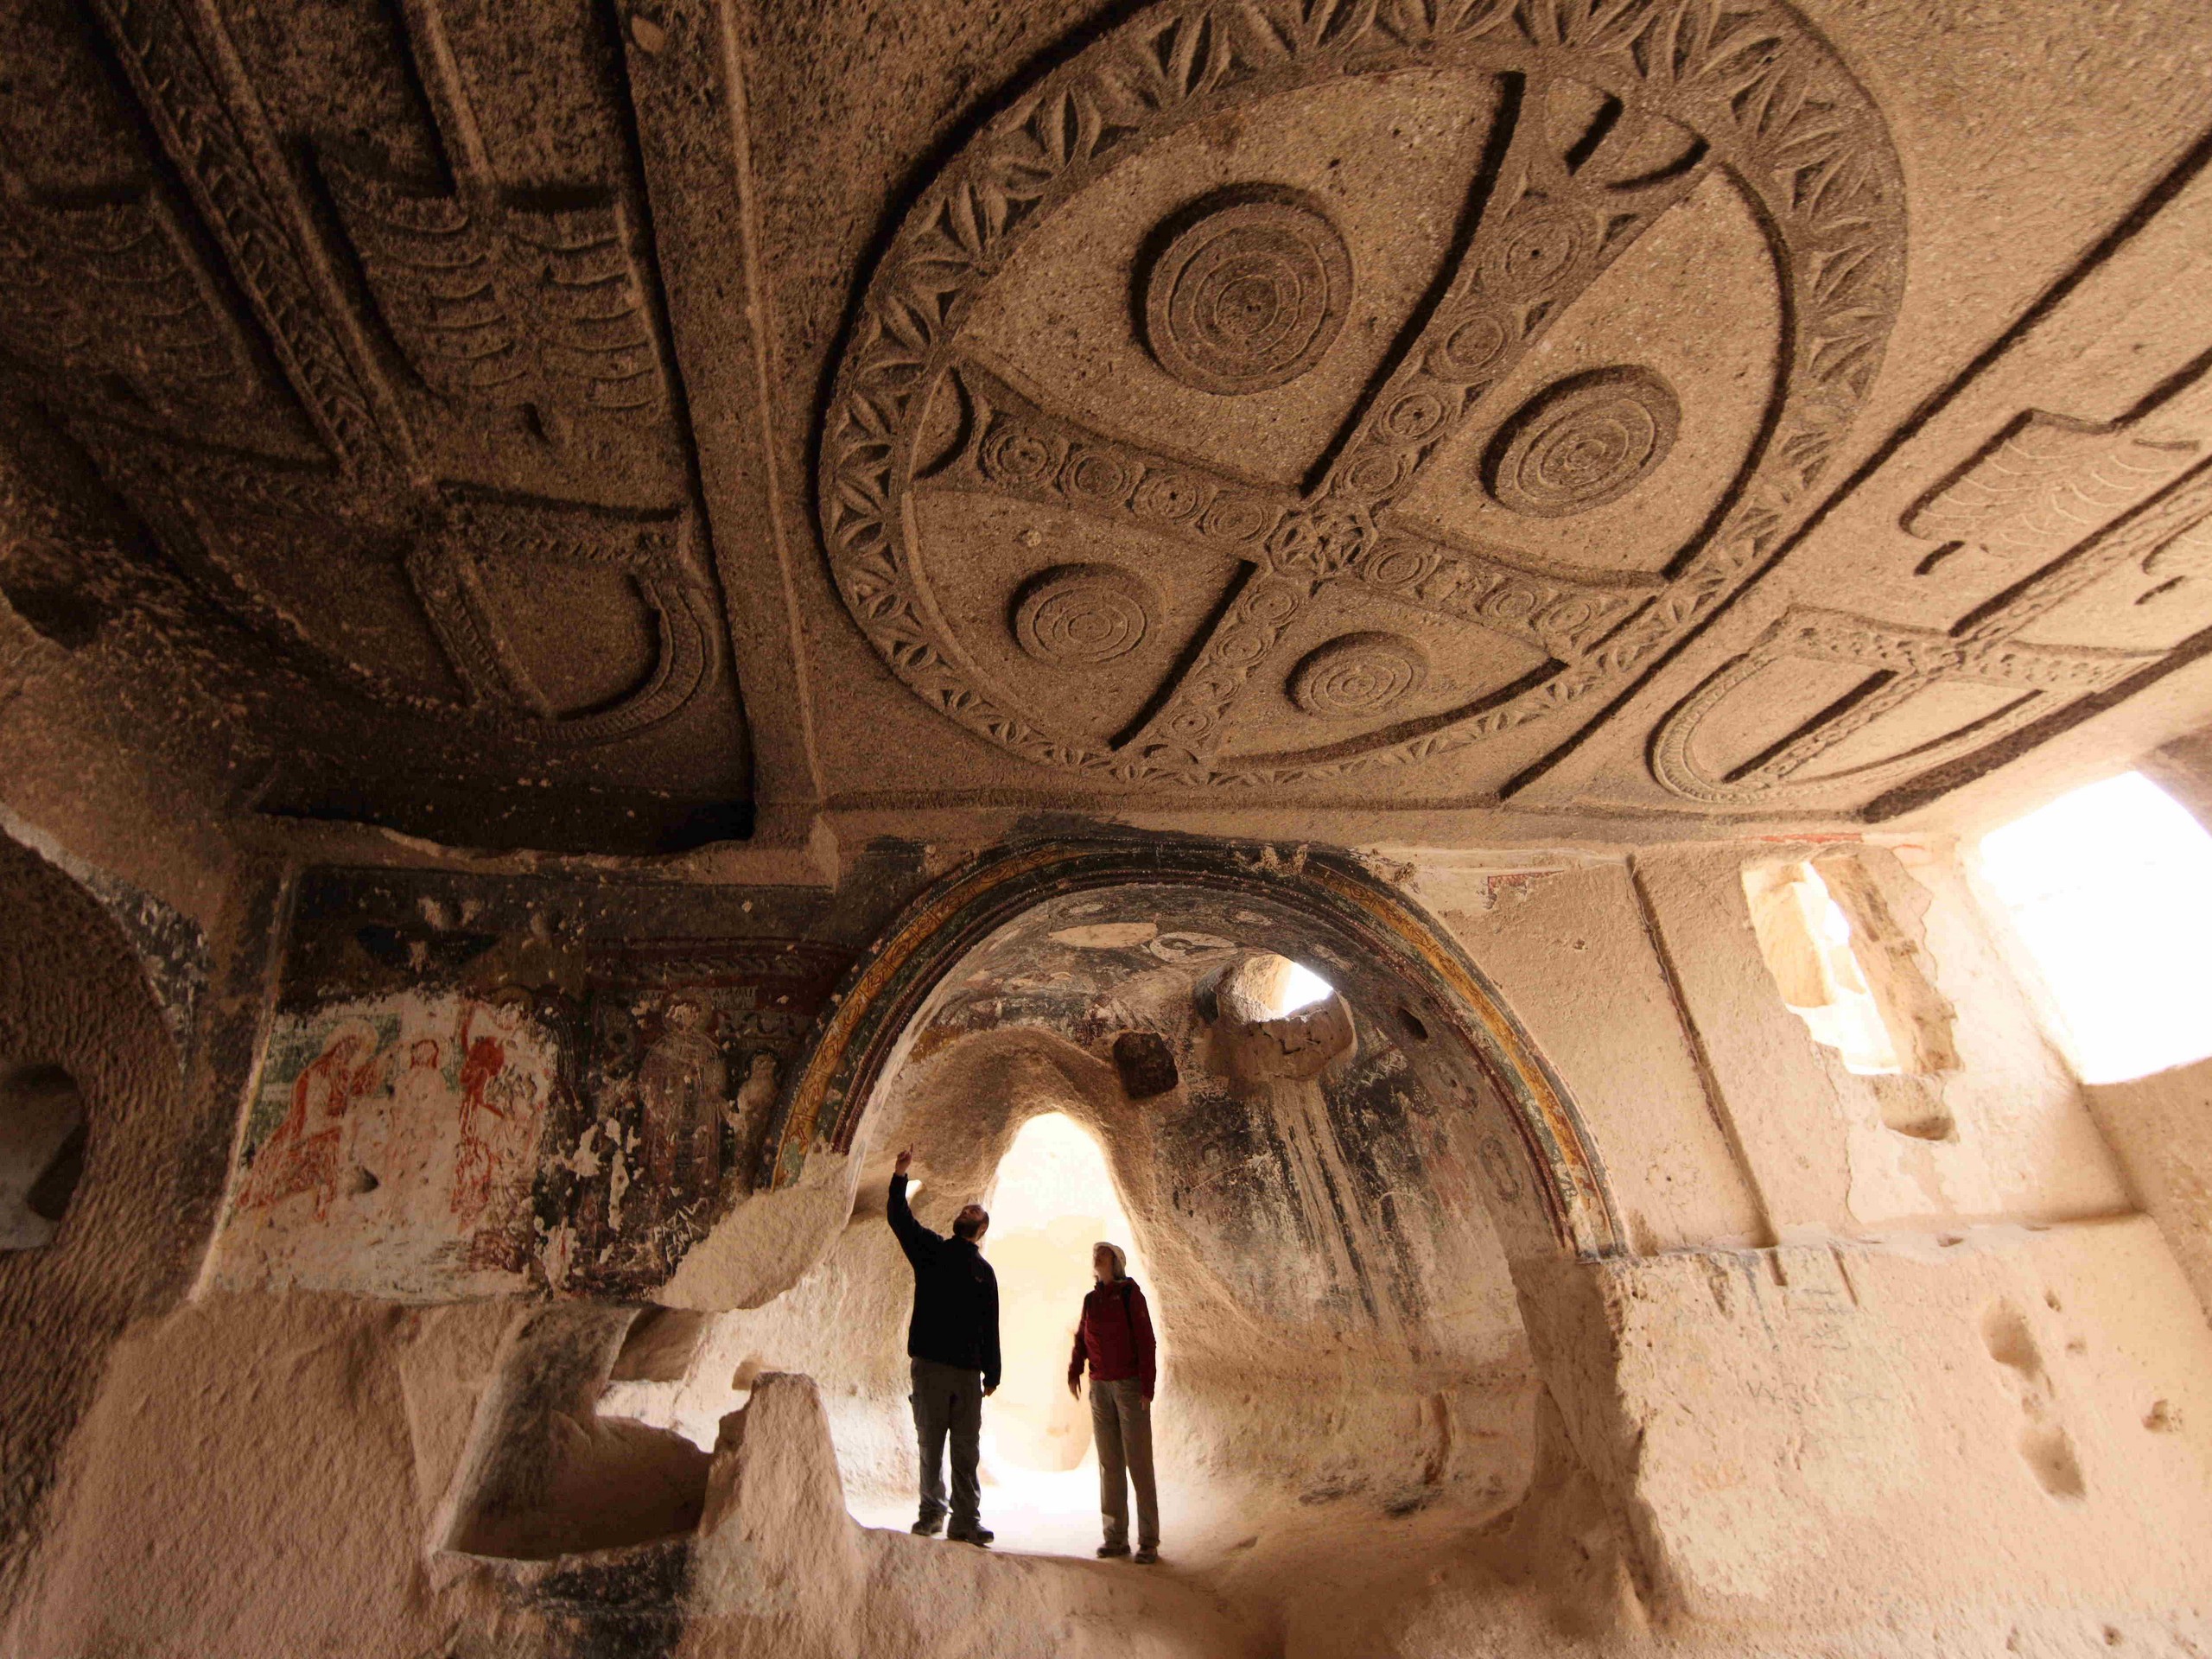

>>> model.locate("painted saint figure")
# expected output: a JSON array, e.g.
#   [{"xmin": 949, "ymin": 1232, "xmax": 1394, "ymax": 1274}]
[
  {"xmin": 635, "ymin": 998, "xmax": 728, "ymax": 1217},
  {"xmin": 449, "ymin": 995, "xmax": 539, "ymax": 1232},
  {"xmin": 369, "ymin": 1036, "xmax": 452, "ymax": 1230},
  {"xmin": 728, "ymin": 1051, "xmax": 780, "ymax": 1180},
  {"xmin": 241, "ymin": 1020, "xmax": 385, "ymax": 1217}
]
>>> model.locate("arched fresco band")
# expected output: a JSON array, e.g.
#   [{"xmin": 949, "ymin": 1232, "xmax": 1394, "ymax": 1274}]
[{"xmin": 760, "ymin": 837, "xmax": 1624, "ymax": 1262}]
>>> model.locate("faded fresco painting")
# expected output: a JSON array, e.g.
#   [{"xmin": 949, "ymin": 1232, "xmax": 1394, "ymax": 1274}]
[
  {"xmin": 213, "ymin": 937, "xmax": 853, "ymax": 1299},
  {"xmin": 540, "ymin": 942, "xmax": 849, "ymax": 1294},
  {"xmin": 222, "ymin": 990, "xmax": 555, "ymax": 1297},
  {"xmin": 1160, "ymin": 1049, "xmax": 1519, "ymax": 1360}
]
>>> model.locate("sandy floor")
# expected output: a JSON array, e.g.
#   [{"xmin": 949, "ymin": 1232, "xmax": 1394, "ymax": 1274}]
[{"xmin": 846, "ymin": 1433, "xmax": 1160, "ymax": 1562}]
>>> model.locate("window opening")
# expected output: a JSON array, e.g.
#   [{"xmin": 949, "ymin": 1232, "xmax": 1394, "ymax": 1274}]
[
  {"xmin": 1218, "ymin": 953, "xmax": 1335, "ymax": 1021},
  {"xmin": 1744, "ymin": 862, "xmax": 1902, "ymax": 1076},
  {"xmin": 1977, "ymin": 771, "xmax": 2212, "ymax": 1084},
  {"xmin": 1, "ymin": 1064, "xmax": 86, "ymax": 1249}
]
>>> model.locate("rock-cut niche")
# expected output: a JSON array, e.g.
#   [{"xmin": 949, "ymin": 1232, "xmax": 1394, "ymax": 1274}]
[
  {"xmin": 0, "ymin": 1063, "xmax": 87, "ymax": 1249},
  {"xmin": 514, "ymin": 875, "xmax": 1570, "ymax": 1560}
]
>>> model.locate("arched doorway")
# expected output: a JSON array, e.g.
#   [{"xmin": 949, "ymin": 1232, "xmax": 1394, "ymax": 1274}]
[
  {"xmin": 765, "ymin": 836, "xmax": 1619, "ymax": 1264},
  {"xmin": 647, "ymin": 835, "xmax": 1629, "ymax": 1562}
]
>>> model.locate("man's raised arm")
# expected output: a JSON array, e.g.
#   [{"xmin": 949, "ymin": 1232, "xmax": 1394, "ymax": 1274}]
[{"xmin": 887, "ymin": 1147, "xmax": 931, "ymax": 1262}]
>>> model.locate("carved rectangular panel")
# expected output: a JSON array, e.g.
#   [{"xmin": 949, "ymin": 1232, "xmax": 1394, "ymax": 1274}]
[{"xmin": 0, "ymin": 0, "xmax": 765, "ymax": 848}]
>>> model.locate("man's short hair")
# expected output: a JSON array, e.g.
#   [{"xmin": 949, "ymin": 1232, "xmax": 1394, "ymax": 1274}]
[{"xmin": 953, "ymin": 1205, "xmax": 988, "ymax": 1240}]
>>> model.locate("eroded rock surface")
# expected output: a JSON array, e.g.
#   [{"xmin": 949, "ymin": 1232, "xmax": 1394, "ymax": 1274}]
[{"xmin": 5, "ymin": 0, "xmax": 2212, "ymax": 1654}]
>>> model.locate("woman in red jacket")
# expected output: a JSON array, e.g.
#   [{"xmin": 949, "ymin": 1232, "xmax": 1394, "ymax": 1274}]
[{"xmin": 1066, "ymin": 1241, "xmax": 1159, "ymax": 1562}]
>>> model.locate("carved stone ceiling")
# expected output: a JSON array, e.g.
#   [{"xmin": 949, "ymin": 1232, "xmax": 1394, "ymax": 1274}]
[{"xmin": 3, "ymin": 0, "xmax": 2210, "ymax": 846}]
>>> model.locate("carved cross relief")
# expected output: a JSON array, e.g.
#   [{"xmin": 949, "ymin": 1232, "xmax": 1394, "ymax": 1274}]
[
  {"xmin": 926, "ymin": 83, "xmax": 1705, "ymax": 772},
  {"xmin": 822, "ymin": 0, "xmax": 1907, "ymax": 788},
  {"xmin": 0, "ymin": 0, "xmax": 717, "ymax": 748}
]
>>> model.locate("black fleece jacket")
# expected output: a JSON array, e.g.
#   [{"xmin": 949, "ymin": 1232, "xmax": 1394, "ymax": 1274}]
[{"xmin": 887, "ymin": 1173, "xmax": 1001, "ymax": 1390}]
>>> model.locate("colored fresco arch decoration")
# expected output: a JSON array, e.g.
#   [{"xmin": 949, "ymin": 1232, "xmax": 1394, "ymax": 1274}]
[{"xmin": 761, "ymin": 837, "xmax": 1624, "ymax": 1262}]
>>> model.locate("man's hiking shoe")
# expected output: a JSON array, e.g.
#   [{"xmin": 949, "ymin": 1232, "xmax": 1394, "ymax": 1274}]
[
  {"xmin": 1132, "ymin": 1547, "xmax": 1160, "ymax": 1564},
  {"xmin": 949, "ymin": 1526, "xmax": 995, "ymax": 1546},
  {"xmin": 1096, "ymin": 1542, "xmax": 1130, "ymax": 1559},
  {"xmin": 911, "ymin": 1514, "xmax": 944, "ymax": 1536}
]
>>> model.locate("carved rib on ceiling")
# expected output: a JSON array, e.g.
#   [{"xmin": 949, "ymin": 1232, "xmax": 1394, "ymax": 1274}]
[
  {"xmin": 928, "ymin": 359, "xmax": 1659, "ymax": 723},
  {"xmin": 1649, "ymin": 334, "xmax": 2212, "ymax": 813},
  {"xmin": 1637, "ymin": 145, "xmax": 2212, "ymax": 823}
]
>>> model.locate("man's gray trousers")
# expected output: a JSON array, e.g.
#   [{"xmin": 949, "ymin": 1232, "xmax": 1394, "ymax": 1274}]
[{"xmin": 910, "ymin": 1357, "xmax": 983, "ymax": 1531}]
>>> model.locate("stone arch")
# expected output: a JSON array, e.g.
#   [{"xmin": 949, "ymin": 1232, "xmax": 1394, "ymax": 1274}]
[
  {"xmin": 763, "ymin": 836, "xmax": 1622, "ymax": 1262},
  {"xmin": 0, "ymin": 826, "xmax": 183, "ymax": 1599}
]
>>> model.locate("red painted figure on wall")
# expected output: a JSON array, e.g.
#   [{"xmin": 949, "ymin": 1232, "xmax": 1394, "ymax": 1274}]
[
  {"xmin": 240, "ymin": 1020, "xmax": 385, "ymax": 1217},
  {"xmin": 449, "ymin": 995, "xmax": 541, "ymax": 1231}
]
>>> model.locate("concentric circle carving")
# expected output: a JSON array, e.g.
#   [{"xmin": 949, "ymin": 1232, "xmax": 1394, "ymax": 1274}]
[
  {"xmin": 1484, "ymin": 368, "xmax": 1681, "ymax": 518},
  {"xmin": 1141, "ymin": 187, "xmax": 1351, "ymax": 396},
  {"xmin": 1290, "ymin": 632, "xmax": 1428, "ymax": 717},
  {"xmin": 1014, "ymin": 564, "xmax": 1156, "ymax": 665},
  {"xmin": 1433, "ymin": 314, "xmax": 1510, "ymax": 381}
]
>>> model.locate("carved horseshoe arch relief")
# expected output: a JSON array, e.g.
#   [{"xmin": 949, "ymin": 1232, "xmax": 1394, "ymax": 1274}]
[
  {"xmin": 761, "ymin": 837, "xmax": 1624, "ymax": 1262},
  {"xmin": 820, "ymin": 0, "xmax": 1907, "ymax": 787},
  {"xmin": 116, "ymin": 444, "xmax": 721, "ymax": 749}
]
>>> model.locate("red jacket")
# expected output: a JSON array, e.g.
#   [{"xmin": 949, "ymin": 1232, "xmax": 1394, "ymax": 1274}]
[{"xmin": 1069, "ymin": 1278, "xmax": 1156, "ymax": 1399}]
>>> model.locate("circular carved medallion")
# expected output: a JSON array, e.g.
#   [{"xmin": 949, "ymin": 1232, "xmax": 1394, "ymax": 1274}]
[
  {"xmin": 817, "ymin": 0, "xmax": 1906, "ymax": 787},
  {"xmin": 1141, "ymin": 187, "xmax": 1351, "ymax": 396},
  {"xmin": 1484, "ymin": 368, "xmax": 1681, "ymax": 518},
  {"xmin": 1014, "ymin": 564, "xmax": 1156, "ymax": 664},
  {"xmin": 1290, "ymin": 632, "xmax": 1429, "ymax": 717}
]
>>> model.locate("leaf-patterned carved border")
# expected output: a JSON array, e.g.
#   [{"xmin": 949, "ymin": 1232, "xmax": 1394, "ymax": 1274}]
[{"xmin": 818, "ymin": 0, "xmax": 1907, "ymax": 787}]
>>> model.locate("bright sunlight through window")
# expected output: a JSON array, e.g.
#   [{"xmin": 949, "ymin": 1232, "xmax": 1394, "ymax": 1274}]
[
  {"xmin": 1261, "ymin": 958, "xmax": 1335, "ymax": 1018},
  {"xmin": 1978, "ymin": 772, "xmax": 2212, "ymax": 1084},
  {"xmin": 1743, "ymin": 861, "xmax": 1901, "ymax": 1076}
]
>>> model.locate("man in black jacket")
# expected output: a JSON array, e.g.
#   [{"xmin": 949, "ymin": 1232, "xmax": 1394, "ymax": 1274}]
[{"xmin": 888, "ymin": 1147, "xmax": 1001, "ymax": 1544}]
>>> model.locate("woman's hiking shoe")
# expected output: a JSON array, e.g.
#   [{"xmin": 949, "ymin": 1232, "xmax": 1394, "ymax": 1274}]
[
  {"xmin": 1132, "ymin": 1547, "xmax": 1160, "ymax": 1564},
  {"xmin": 949, "ymin": 1526, "xmax": 995, "ymax": 1546},
  {"xmin": 1096, "ymin": 1542, "xmax": 1130, "ymax": 1559}
]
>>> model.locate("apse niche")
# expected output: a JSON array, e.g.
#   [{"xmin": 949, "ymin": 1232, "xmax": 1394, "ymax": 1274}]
[{"xmin": 587, "ymin": 877, "xmax": 1550, "ymax": 1563}]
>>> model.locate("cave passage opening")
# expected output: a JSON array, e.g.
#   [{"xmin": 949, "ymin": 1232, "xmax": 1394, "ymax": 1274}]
[
  {"xmin": 626, "ymin": 852, "xmax": 1597, "ymax": 1581},
  {"xmin": 983, "ymin": 1109, "xmax": 1151, "ymax": 1476},
  {"xmin": 961, "ymin": 1109, "xmax": 1159, "ymax": 1551}
]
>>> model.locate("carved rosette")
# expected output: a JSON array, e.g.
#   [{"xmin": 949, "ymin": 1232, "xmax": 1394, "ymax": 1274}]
[
  {"xmin": 1291, "ymin": 632, "xmax": 1429, "ymax": 717},
  {"xmin": 1141, "ymin": 186, "xmax": 1351, "ymax": 395},
  {"xmin": 1014, "ymin": 564, "xmax": 1156, "ymax": 664},
  {"xmin": 1484, "ymin": 369, "xmax": 1680, "ymax": 518},
  {"xmin": 817, "ymin": 0, "xmax": 1907, "ymax": 787}
]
